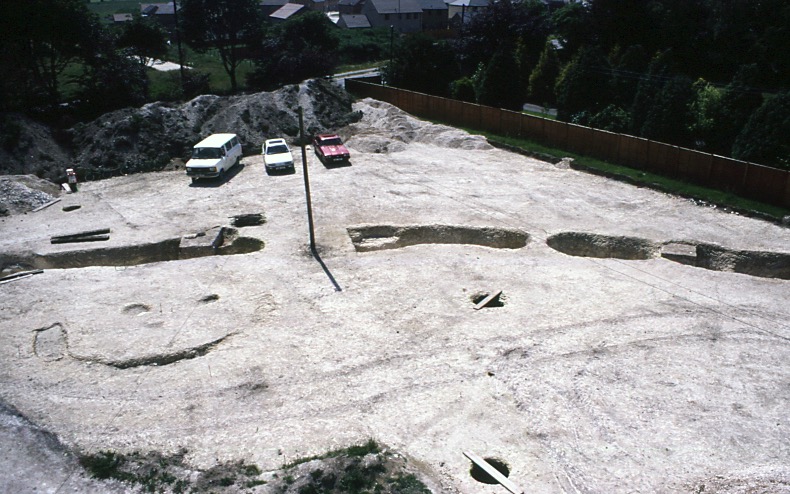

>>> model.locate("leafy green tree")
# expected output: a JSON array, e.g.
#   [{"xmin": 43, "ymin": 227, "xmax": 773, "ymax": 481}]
[
  {"xmin": 450, "ymin": 77, "xmax": 476, "ymax": 103},
  {"xmin": 687, "ymin": 79, "xmax": 725, "ymax": 150},
  {"xmin": 336, "ymin": 27, "xmax": 391, "ymax": 65},
  {"xmin": 607, "ymin": 44, "xmax": 649, "ymax": 108},
  {"xmin": 78, "ymin": 45, "xmax": 149, "ymax": 118},
  {"xmin": 551, "ymin": 1, "xmax": 593, "ymax": 56},
  {"xmin": 384, "ymin": 35, "xmax": 458, "ymax": 97},
  {"xmin": 454, "ymin": 0, "xmax": 550, "ymax": 76},
  {"xmin": 115, "ymin": 15, "xmax": 169, "ymax": 68},
  {"xmin": 629, "ymin": 50, "xmax": 672, "ymax": 135},
  {"xmin": 640, "ymin": 75, "xmax": 695, "ymax": 146},
  {"xmin": 528, "ymin": 41, "xmax": 561, "ymax": 106},
  {"xmin": 180, "ymin": 0, "xmax": 263, "ymax": 93},
  {"xmin": 0, "ymin": 0, "xmax": 101, "ymax": 109},
  {"xmin": 733, "ymin": 91, "xmax": 790, "ymax": 170},
  {"xmin": 589, "ymin": 104, "xmax": 630, "ymax": 133},
  {"xmin": 555, "ymin": 47, "xmax": 610, "ymax": 122},
  {"xmin": 248, "ymin": 12, "xmax": 338, "ymax": 89},
  {"xmin": 589, "ymin": 0, "xmax": 658, "ymax": 52},
  {"xmin": 476, "ymin": 47, "xmax": 523, "ymax": 111}
]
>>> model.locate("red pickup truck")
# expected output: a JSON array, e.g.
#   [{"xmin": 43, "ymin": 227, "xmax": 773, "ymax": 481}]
[{"xmin": 312, "ymin": 134, "xmax": 350, "ymax": 164}]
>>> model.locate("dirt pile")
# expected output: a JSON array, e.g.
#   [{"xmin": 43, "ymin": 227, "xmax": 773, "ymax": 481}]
[
  {"xmin": 0, "ymin": 115, "xmax": 72, "ymax": 180},
  {"xmin": 0, "ymin": 79, "xmax": 360, "ymax": 182},
  {"xmin": 346, "ymin": 99, "xmax": 491, "ymax": 153},
  {"xmin": 0, "ymin": 175, "xmax": 61, "ymax": 216}
]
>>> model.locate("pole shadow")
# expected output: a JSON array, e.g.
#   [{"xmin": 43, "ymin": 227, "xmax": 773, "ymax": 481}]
[{"xmin": 311, "ymin": 246, "xmax": 342, "ymax": 292}]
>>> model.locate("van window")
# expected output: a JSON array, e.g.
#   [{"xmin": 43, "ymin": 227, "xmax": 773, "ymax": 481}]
[{"xmin": 192, "ymin": 147, "xmax": 222, "ymax": 159}]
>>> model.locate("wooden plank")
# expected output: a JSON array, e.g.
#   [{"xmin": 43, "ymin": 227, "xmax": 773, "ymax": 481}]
[
  {"xmin": 32, "ymin": 198, "xmax": 61, "ymax": 212},
  {"xmin": 51, "ymin": 228, "xmax": 111, "ymax": 241},
  {"xmin": 474, "ymin": 290, "xmax": 502, "ymax": 310},
  {"xmin": 463, "ymin": 451, "xmax": 523, "ymax": 494},
  {"xmin": 51, "ymin": 234, "xmax": 110, "ymax": 244},
  {"xmin": 0, "ymin": 269, "xmax": 44, "ymax": 284}
]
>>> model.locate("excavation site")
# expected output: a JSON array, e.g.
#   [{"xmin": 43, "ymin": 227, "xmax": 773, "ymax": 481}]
[{"xmin": 1, "ymin": 92, "xmax": 789, "ymax": 493}]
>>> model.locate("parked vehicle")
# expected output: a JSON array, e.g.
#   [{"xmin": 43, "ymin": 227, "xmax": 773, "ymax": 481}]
[
  {"xmin": 262, "ymin": 138, "xmax": 294, "ymax": 172},
  {"xmin": 185, "ymin": 133, "xmax": 242, "ymax": 183},
  {"xmin": 312, "ymin": 134, "xmax": 350, "ymax": 164}
]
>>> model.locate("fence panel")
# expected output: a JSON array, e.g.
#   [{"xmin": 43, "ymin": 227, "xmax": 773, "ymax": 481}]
[
  {"xmin": 590, "ymin": 130, "xmax": 620, "ymax": 163},
  {"xmin": 500, "ymin": 110, "xmax": 522, "ymax": 138},
  {"xmin": 677, "ymin": 149, "xmax": 711, "ymax": 184},
  {"xmin": 521, "ymin": 114, "xmax": 544, "ymax": 141},
  {"xmin": 460, "ymin": 103, "xmax": 481, "ymax": 129},
  {"xmin": 444, "ymin": 99, "xmax": 464, "ymax": 123},
  {"xmin": 743, "ymin": 164, "xmax": 790, "ymax": 206},
  {"xmin": 410, "ymin": 91, "xmax": 429, "ymax": 116},
  {"xmin": 647, "ymin": 141, "xmax": 680, "ymax": 176},
  {"xmin": 566, "ymin": 124, "xmax": 593, "ymax": 155},
  {"xmin": 480, "ymin": 107, "xmax": 502, "ymax": 134},
  {"xmin": 544, "ymin": 120, "xmax": 568, "ymax": 148},
  {"xmin": 708, "ymin": 156, "xmax": 748, "ymax": 193},
  {"xmin": 619, "ymin": 137, "xmax": 649, "ymax": 169}
]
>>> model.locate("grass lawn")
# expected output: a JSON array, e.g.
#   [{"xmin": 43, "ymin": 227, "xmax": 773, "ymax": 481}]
[{"xmin": 87, "ymin": 0, "xmax": 141, "ymax": 22}]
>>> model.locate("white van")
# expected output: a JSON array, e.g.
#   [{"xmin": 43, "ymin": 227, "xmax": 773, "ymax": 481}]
[{"xmin": 185, "ymin": 133, "xmax": 242, "ymax": 182}]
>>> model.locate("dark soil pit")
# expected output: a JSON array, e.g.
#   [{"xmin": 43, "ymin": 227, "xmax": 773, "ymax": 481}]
[
  {"xmin": 470, "ymin": 457, "xmax": 510, "ymax": 484},
  {"xmin": 231, "ymin": 213, "xmax": 266, "ymax": 227},
  {"xmin": 471, "ymin": 291, "xmax": 505, "ymax": 308}
]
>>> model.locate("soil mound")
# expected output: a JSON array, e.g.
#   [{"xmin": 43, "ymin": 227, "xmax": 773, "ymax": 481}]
[
  {"xmin": 347, "ymin": 98, "xmax": 491, "ymax": 153},
  {"xmin": 0, "ymin": 175, "xmax": 61, "ymax": 216},
  {"xmin": 0, "ymin": 79, "xmax": 360, "ymax": 183}
]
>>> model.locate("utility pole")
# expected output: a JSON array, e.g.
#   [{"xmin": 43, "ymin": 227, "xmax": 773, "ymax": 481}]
[
  {"xmin": 172, "ymin": 0, "xmax": 186, "ymax": 93},
  {"xmin": 298, "ymin": 107, "xmax": 316, "ymax": 251}
]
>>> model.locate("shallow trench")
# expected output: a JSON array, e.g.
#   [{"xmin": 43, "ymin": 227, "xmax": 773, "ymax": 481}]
[
  {"xmin": 546, "ymin": 232, "xmax": 659, "ymax": 260},
  {"xmin": 347, "ymin": 224, "xmax": 529, "ymax": 252},
  {"xmin": 1, "ymin": 227, "xmax": 263, "ymax": 271},
  {"xmin": 546, "ymin": 232, "xmax": 790, "ymax": 280}
]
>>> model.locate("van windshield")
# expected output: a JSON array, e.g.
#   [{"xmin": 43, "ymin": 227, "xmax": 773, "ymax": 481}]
[{"xmin": 192, "ymin": 147, "xmax": 222, "ymax": 159}]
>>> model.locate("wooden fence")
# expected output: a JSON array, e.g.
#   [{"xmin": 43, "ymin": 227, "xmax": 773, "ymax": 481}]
[{"xmin": 346, "ymin": 79, "xmax": 790, "ymax": 209}]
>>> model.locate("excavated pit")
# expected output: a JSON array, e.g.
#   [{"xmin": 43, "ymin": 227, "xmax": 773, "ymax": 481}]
[
  {"xmin": 347, "ymin": 225, "xmax": 529, "ymax": 252},
  {"xmin": 694, "ymin": 243, "xmax": 790, "ymax": 280},
  {"xmin": 546, "ymin": 232, "xmax": 659, "ymax": 260},
  {"xmin": 469, "ymin": 457, "xmax": 510, "ymax": 485},
  {"xmin": 0, "ymin": 227, "xmax": 263, "ymax": 271},
  {"xmin": 547, "ymin": 232, "xmax": 790, "ymax": 280}
]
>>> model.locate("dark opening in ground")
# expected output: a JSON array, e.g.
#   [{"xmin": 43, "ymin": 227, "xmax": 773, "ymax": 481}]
[
  {"xmin": 470, "ymin": 457, "xmax": 510, "ymax": 484},
  {"xmin": 471, "ymin": 291, "xmax": 505, "ymax": 308}
]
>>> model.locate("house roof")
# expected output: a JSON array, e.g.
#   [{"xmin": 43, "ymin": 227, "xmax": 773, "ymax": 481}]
[
  {"xmin": 113, "ymin": 13, "xmax": 133, "ymax": 22},
  {"xmin": 270, "ymin": 3, "xmax": 306, "ymax": 20},
  {"xmin": 340, "ymin": 14, "xmax": 371, "ymax": 28},
  {"xmin": 448, "ymin": 0, "xmax": 489, "ymax": 6},
  {"xmin": 340, "ymin": 14, "xmax": 370, "ymax": 29},
  {"xmin": 140, "ymin": 3, "xmax": 176, "ymax": 15},
  {"xmin": 417, "ymin": 0, "xmax": 447, "ymax": 9},
  {"xmin": 368, "ymin": 0, "xmax": 423, "ymax": 14}
]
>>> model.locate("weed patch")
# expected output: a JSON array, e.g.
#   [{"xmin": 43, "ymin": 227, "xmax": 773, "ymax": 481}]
[
  {"xmin": 276, "ymin": 440, "xmax": 432, "ymax": 494},
  {"xmin": 78, "ymin": 449, "xmax": 265, "ymax": 493}
]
